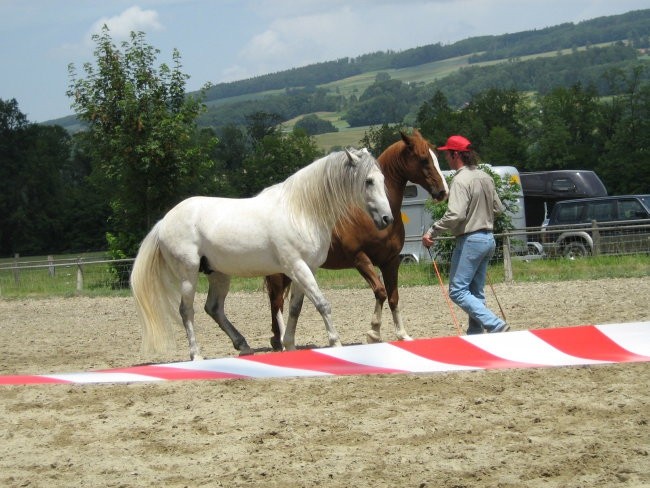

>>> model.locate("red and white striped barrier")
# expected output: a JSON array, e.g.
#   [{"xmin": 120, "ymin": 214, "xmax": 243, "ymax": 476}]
[{"xmin": 2, "ymin": 322, "xmax": 649, "ymax": 386}]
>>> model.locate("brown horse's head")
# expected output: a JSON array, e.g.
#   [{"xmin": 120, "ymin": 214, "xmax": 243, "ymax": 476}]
[{"xmin": 385, "ymin": 129, "xmax": 448, "ymax": 202}]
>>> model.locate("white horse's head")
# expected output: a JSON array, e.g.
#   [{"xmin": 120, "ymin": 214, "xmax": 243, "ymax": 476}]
[{"xmin": 345, "ymin": 148, "xmax": 393, "ymax": 230}]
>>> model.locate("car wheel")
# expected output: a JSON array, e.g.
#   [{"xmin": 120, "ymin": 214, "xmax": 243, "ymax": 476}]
[
  {"xmin": 527, "ymin": 242, "xmax": 544, "ymax": 255},
  {"xmin": 400, "ymin": 254, "xmax": 418, "ymax": 264},
  {"xmin": 563, "ymin": 241, "xmax": 589, "ymax": 259}
]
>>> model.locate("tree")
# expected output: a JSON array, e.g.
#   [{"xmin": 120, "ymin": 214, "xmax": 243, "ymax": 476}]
[
  {"xmin": 346, "ymin": 78, "xmax": 413, "ymax": 126},
  {"xmin": 0, "ymin": 99, "xmax": 74, "ymax": 255},
  {"xmin": 211, "ymin": 124, "xmax": 250, "ymax": 197},
  {"xmin": 358, "ymin": 123, "xmax": 406, "ymax": 156},
  {"xmin": 237, "ymin": 129, "xmax": 322, "ymax": 197},
  {"xmin": 458, "ymin": 88, "xmax": 529, "ymax": 165},
  {"xmin": 415, "ymin": 90, "xmax": 460, "ymax": 147},
  {"xmin": 294, "ymin": 114, "xmax": 338, "ymax": 135},
  {"xmin": 60, "ymin": 132, "xmax": 112, "ymax": 252},
  {"xmin": 245, "ymin": 111, "xmax": 283, "ymax": 143},
  {"xmin": 598, "ymin": 66, "xmax": 650, "ymax": 194},
  {"xmin": 527, "ymin": 83, "xmax": 602, "ymax": 171},
  {"xmin": 67, "ymin": 27, "xmax": 217, "ymax": 264}
]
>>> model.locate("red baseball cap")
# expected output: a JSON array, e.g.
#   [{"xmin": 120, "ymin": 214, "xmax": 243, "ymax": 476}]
[{"xmin": 437, "ymin": 135, "xmax": 472, "ymax": 152}]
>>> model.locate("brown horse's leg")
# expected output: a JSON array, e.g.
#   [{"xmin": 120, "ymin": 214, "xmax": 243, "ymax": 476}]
[
  {"xmin": 381, "ymin": 256, "xmax": 413, "ymax": 341},
  {"xmin": 353, "ymin": 253, "xmax": 388, "ymax": 343},
  {"xmin": 265, "ymin": 274, "xmax": 291, "ymax": 351}
]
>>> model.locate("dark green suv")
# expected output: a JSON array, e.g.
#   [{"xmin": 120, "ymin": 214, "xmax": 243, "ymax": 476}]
[{"xmin": 541, "ymin": 195, "xmax": 650, "ymax": 258}]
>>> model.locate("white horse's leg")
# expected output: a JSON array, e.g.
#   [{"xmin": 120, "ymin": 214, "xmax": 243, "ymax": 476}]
[
  {"xmin": 289, "ymin": 261, "xmax": 342, "ymax": 349},
  {"xmin": 179, "ymin": 277, "xmax": 203, "ymax": 361},
  {"xmin": 281, "ymin": 286, "xmax": 304, "ymax": 351},
  {"xmin": 204, "ymin": 271, "xmax": 253, "ymax": 356}
]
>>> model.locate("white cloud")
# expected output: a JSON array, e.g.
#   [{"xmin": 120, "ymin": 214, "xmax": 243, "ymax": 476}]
[
  {"xmin": 52, "ymin": 6, "xmax": 164, "ymax": 63},
  {"xmin": 88, "ymin": 5, "xmax": 163, "ymax": 41},
  {"xmin": 236, "ymin": 5, "xmax": 363, "ymax": 76},
  {"xmin": 242, "ymin": 29, "xmax": 289, "ymax": 60}
]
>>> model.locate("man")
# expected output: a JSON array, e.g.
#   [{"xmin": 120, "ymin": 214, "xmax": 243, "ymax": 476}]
[{"xmin": 422, "ymin": 135, "xmax": 509, "ymax": 334}]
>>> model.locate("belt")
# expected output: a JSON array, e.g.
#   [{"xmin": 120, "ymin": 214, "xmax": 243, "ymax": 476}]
[{"xmin": 458, "ymin": 228, "xmax": 491, "ymax": 237}]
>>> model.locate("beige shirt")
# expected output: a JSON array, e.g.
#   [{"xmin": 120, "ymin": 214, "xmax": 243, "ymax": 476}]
[{"xmin": 427, "ymin": 165, "xmax": 504, "ymax": 238}]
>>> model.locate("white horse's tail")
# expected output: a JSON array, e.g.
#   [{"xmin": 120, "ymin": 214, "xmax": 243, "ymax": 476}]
[{"xmin": 130, "ymin": 221, "xmax": 178, "ymax": 354}]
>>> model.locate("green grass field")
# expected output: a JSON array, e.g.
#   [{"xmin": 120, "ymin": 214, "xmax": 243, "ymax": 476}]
[{"xmin": 1, "ymin": 253, "xmax": 648, "ymax": 298}]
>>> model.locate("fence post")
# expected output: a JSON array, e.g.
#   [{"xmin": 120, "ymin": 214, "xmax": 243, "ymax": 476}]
[
  {"xmin": 76, "ymin": 258, "xmax": 84, "ymax": 292},
  {"xmin": 13, "ymin": 253, "xmax": 20, "ymax": 285},
  {"xmin": 503, "ymin": 235, "xmax": 513, "ymax": 283},
  {"xmin": 48, "ymin": 255, "xmax": 55, "ymax": 277},
  {"xmin": 591, "ymin": 220, "xmax": 601, "ymax": 256}
]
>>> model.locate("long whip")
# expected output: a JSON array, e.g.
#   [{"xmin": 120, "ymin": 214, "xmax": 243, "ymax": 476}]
[{"xmin": 428, "ymin": 248, "xmax": 462, "ymax": 336}]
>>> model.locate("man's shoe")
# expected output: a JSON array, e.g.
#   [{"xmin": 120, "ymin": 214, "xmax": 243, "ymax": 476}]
[{"xmin": 490, "ymin": 323, "xmax": 510, "ymax": 333}]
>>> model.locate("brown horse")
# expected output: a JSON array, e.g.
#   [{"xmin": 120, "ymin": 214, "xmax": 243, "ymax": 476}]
[{"xmin": 265, "ymin": 129, "xmax": 448, "ymax": 351}]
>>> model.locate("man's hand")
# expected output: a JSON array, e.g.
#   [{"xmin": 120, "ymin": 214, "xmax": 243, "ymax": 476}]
[{"xmin": 421, "ymin": 233, "xmax": 435, "ymax": 248}]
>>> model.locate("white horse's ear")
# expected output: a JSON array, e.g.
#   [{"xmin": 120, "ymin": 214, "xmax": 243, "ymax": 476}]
[{"xmin": 345, "ymin": 148, "xmax": 360, "ymax": 166}]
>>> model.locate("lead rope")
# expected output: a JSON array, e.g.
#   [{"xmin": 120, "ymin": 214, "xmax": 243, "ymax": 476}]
[
  {"xmin": 428, "ymin": 248, "xmax": 462, "ymax": 336},
  {"xmin": 486, "ymin": 271, "xmax": 507, "ymax": 323}
]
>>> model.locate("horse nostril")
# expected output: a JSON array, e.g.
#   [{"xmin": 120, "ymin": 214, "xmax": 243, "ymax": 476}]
[{"xmin": 383, "ymin": 215, "xmax": 393, "ymax": 225}]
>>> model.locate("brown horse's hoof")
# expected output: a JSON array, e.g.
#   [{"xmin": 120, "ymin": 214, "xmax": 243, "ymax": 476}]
[
  {"xmin": 366, "ymin": 330, "xmax": 382, "ymax": 343},
  {"xmin": 238, "ymin": 346, "xmax": 254, "ymax": 356},
  {"xmin": 270, "ymin": 337, "xmax": 283, "ymax": 352}
]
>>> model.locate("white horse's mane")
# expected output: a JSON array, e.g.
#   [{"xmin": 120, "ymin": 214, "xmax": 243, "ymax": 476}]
[{"xmin": 280, "ymin": 148, "xmax": 378, "ymax": 233}]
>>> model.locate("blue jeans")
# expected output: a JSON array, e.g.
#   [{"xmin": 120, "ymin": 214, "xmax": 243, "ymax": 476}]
[{"xmin": 448, "ymin": 231, "xmax": 505, "ymax": 334}]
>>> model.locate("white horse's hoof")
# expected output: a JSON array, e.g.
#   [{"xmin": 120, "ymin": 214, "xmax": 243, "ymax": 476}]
[
  {"xmin": 399, "ymin": 335, "xmax": 414, "ymax": 341},
  {"xmin": 366, "ymin": 330, "xmax": 382, "ymax": 343},
  {"xmin": 192, "ymin": 355, "xmax": 205, "ymax": 361}
]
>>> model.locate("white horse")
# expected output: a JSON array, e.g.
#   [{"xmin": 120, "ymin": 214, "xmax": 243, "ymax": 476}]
[{"xmin": 130, "ymin": 148, "xmax": 393, "ymax": 360}]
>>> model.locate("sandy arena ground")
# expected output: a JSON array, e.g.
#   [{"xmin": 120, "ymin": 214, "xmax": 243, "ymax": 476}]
[{"xmin": 1, "ymin": 277, "xmax": 649, "ymax": 487}]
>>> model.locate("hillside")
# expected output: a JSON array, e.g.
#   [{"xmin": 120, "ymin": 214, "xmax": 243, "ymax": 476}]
[
  {"xmin": 45, "ymin": 8, "xmax": 650, "ymax": 149},
  {"xmin": 200, "ymin": 8, "xmax": 650, "ymax": 104}
]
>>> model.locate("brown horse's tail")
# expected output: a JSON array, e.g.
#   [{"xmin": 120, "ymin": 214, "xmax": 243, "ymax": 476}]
[{"xmin": 130, "ymin": 221, "xmax": 178, "ymax": 354}]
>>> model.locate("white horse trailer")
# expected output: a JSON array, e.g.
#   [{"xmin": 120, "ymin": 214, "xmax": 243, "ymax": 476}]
[{"xmin": 400, "ymin": 165, "xmax": 531, "ymax": 263}]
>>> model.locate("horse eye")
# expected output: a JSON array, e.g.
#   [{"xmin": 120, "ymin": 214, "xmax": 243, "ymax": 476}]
[
  {"xmin": 365, "ymin": 178, "xmax": 374, "ymax": 186},
  {"xmin": 421, "ymin": 157, "xmax": 430, "ymax": 165}
]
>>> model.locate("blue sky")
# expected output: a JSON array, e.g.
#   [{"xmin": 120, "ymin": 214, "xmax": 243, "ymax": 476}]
[{"xmin": 1, "ymin": 0, "xmax": 648, "ymax": 122}]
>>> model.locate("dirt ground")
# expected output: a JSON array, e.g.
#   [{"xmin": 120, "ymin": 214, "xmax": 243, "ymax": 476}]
[{"xmin": 1, "ymin": 277, "xmax": 649, "ymax": 488}]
